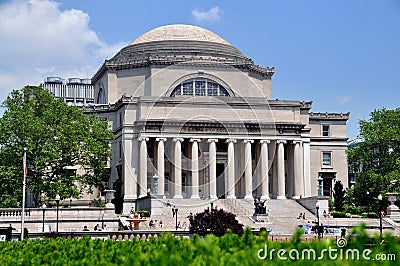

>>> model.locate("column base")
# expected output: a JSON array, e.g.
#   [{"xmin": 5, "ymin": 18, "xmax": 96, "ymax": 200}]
[
  {"xmin": 260, "ymin": 195, "xmax": 270, "ymax": 200},
  {"xmin": 277, "ymin": 195, "xmax": 287, "ymax": 200},
  {"xmin": 244, "ymin": 195, "xmax": 254, "ymax": 200},
  {"xmin": 173, "ymin": 195, "xmax": 183, "ymax": 199},
  {"xmin": 209, "ymin": 195, "xmax": 218, "ymax": 200},
  {"xmin": 138, "ymin": 194, "xmax": 148, "ymax": 199},
  {"xmin": 190, "ymin": 195, "xmax": 200, "ymax": 199},
  {"xmin": 227, "ymin": 195, "xmax": 236, "ymax": 199}
]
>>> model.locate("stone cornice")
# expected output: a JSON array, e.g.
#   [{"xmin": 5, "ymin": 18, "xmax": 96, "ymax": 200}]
[
  {"xmin": 310, "ymin": 112, "xmax": 350, "ymax": 120},
  {"xmin": 92, "ymin": 56, "xmax": 274, "ymax": 83}
]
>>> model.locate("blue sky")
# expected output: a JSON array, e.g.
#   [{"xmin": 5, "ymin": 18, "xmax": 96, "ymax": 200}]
[{"xmin": 1, "ymin": 0, "xmax": 399, "ymax": 139}]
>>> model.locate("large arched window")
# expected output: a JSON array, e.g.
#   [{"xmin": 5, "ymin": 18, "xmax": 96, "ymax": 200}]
[{"xmin": 170, "ymin": 78, "xmax": 230, "ymax": 97}]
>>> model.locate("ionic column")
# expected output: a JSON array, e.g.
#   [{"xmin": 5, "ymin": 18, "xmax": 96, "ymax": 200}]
[
  {"xmin": 277, "ymin": 140, "xmax": 287, "ymax": 199},
  {"xmin": 208, "ymin": 139, "xmax": 218, "ymax": 200},
  {"xmin": 303, "ymin": 141, "xmax": 311, "ymax": 197},
  {"xmin": 173, "ymin": 138, "xmax": 184, "ymax": 199},
  {"xmin": 260, "ymin": 139, "xmax": 270, "ymax": 200},
  {"xmin": 243, "ymin": 140, "xmax": 254, "ymax": 200},
  {"xmin": 190, "ymin": 138, "xmax": 201, "ymax": 199},
  {"xmin": 138, "ymin": 136, "xmax": 149, "ymax": 198},
  {"xmin": 293, "ymin": 141, "xmax": 303, "ymax": 198},
  {"xmin": 226, "ymin": 139, "xmax": 237, "ymax": 199},
  {"xmin": 156, "ymin": 137, "xmax": 167, "ymax": 196}
]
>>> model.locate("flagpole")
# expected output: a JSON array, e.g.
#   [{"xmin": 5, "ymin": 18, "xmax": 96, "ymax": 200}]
[{"xmin": 21, "ymin": 147, "xmax": 27, "ymax": 240}]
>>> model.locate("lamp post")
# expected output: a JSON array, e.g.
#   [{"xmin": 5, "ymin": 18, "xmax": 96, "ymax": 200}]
[
  {"xmin": 41, "ymin": 204, "xmax": 46, "ymax": 233},
  {"xmin": 55, "ymin": 194, "xmax": 60, "ymax": 232},
  {"xmin": 378, "ymin": 194, "xmax": 383, "ymax": 240},
  {"xmin": 316, "ymin": 202, "xmax": 320, "ymax": 238},
  {"xmin": 174, "ymin": 206, "xmax": 179, "ymax": 231}
]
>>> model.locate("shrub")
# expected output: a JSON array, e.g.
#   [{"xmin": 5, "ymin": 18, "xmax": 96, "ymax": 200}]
[
  {"xmin": 331, "ymin": 211, "xmax": 348, "ymax": 218},
  {"xmin": 135, "ymin": 210, "xmax": 150, "ymax": 217},
  {"xmin": 189, "ymin": 207, "xmax": 243, "ymax": 237},
  {"xmin": 361, "ymin": 212, "xmax": 379, "ymax": 218},
  {"xmin": 344, "ymin": 205, "xmax": 361, "ymax": 214}
]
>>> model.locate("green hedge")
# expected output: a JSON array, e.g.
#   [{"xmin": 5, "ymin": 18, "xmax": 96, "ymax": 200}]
[
  {"xmin": 331, "ymin": 211, "xmax": 348, "ymax": 218},
  {"xmin": 344, "ymin": 205, "xmax": 361, "ymax": 214},
  {"xmin": 361, "ymin": 212, "xmax": 379, "ymax": 218},
  {"xmin": 0, "ymin": 226, "xmax": 398, "ymax": 265}
]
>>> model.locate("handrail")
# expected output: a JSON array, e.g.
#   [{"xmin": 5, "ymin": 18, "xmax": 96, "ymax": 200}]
[{"xmin": 224, "ymin": 199, "xmax": 251, "ymax": 217}]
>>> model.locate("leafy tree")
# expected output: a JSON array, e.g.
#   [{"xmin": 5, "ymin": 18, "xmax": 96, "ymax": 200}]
[
  {"xmin": 189, "ymin": 207, "xmax": 244, "ymax": 237},
  {"xmin": 349, "ymin": 108, "xmax": 400, "ymax": 175},
  {"xmin": 347, "ymin": 108, "xmax": 400, "ymax": 210},
  {"xmin": 333, "ymin": 180, "xmax": 345, "ymax": 212},
  {"xmin": 0, "ymin": 86, "xmax": 113, "ymax": 207}
]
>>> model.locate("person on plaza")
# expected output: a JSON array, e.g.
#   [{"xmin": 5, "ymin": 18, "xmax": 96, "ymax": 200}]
[
  {"xmin": 172, "ymin": 206, "xmax": 176, "ymax": 217},
  {"xmin": 8, "ymin": 224, "xmax": 16, "ymax": 231},
  {"xmin": 82, "ymin": 226, "xmax": 90, "ymax": 231},
  {"xmin": 182, "ymin": 221, "xmax": 188, "ymax": 230}
]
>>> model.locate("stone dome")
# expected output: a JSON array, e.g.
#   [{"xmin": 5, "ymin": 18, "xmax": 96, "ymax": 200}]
[
  {"xmin": 129, "ymin": 24, "xmax": 232, "ymax": 46},
  {"xmin": 112, "ymin": 24, "xmax": 246, "ymax": 62}
]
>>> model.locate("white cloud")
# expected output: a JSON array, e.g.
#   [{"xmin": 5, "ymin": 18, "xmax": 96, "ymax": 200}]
[
  {"xmin": 337, "ymin": 95, "xmax": 351, "ymax": 104},
  {"xmin": 0, "ymin": 0, "xmax": 126, "ymax": 104},
  {"xmin": 191, "ymin": 6, "xmax": 221, "ymax": 24}
]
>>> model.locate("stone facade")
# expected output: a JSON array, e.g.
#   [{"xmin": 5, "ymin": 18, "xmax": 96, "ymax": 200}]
[{"xmin": 84, "ymin": 25, "xmax": 349, "ymax": 214}]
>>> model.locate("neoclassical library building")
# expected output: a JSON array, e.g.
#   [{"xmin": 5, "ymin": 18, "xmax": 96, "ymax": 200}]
[{"xmin": 79, "ymin": 25, "xmax": 349, "ymax": 213}]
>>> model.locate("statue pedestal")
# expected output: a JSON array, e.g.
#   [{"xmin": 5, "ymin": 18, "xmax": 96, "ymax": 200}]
[{"xmin": 253, "ymin": 214, "xmax": 270, "ymax": 223}]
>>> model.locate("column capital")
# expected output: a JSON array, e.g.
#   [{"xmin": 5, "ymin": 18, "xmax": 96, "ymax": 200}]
[
  {"xmin": 276, "ymin": 139, "xmax": 287, "ymax": 144},
  {"xmin": 156, "ymin": 137, "xmax": 167, "ymax": 142},
  {"xmin": 207, "ymin": 138, "xmax": 218, "ymax": 143},
  {"xmin": 293, "ymin": 140, "xmax": 302, "ymax": 145},
  {"xmin": 190, "ymin": 138, "xmax": 201, "ymax": 143},
  {"xmin": 173, "ymin": 137, "xmax": 184, "ymax": 143},
  {"xmin": 226, "ymin": 138, "xmax": 237, "ymax": 144},
  {"xmin": 138, "ymin": 136, "xmax": 149, "ymax": 142},
  {"xmin": 259, "ymin": 139, "xmax": 270, "ymax": 144},
  {"xmin": 243, "ymin": 139, "xmax": 254, "ymax": 144}
]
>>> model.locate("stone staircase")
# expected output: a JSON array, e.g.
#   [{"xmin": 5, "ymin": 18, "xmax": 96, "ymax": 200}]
[
  {"xmin": 229, "ymin": 199, "xmax": 316, "ymax": 234},
  {"xmin": 132, "ymin": 198, "xmax": 398, "ymax": 236},
  {"xmin": 143, "ymin": 198, "xmax": 214, "ymax": 231},
  {"xmin": 146, "ymin": 198, "xmax": 316, "ymax": 234}
]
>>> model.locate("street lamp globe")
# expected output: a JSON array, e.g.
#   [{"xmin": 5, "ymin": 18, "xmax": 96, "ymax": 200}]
[{"xmin": 378, "ymin": 194, "xmax": 382, "ymax": 201}]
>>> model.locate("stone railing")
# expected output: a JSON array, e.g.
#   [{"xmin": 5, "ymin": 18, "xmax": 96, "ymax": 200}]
[{"xmin": 0, "ymin": 209, "xmax": 30, "ymax": 217}]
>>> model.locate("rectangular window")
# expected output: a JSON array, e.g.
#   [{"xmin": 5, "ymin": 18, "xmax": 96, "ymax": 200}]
[
  {"xmin": 322, "ymin": 125, "xmax": 330, "ymax": 136},
  {"xmin": 322, "ymin": 152, "xmax": 331, "ymax": 166}
]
